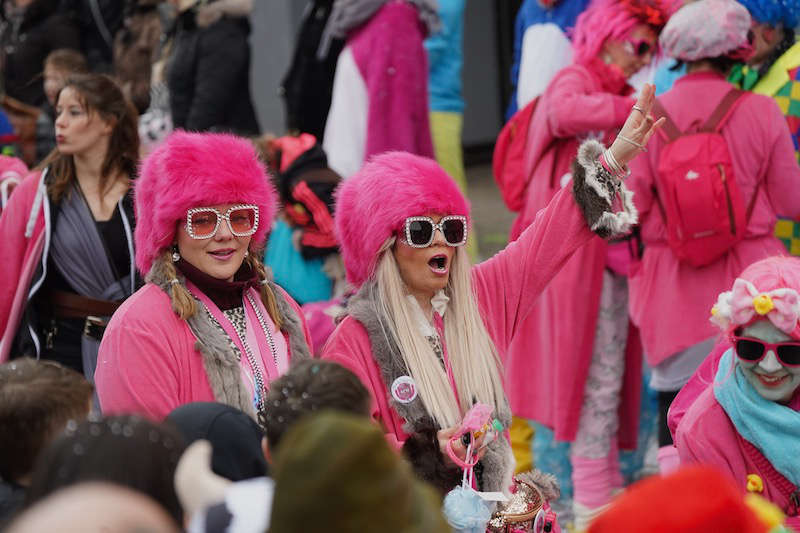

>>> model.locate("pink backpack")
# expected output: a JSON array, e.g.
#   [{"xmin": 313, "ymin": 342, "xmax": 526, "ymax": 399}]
[
  {"xmin": 652, "ymin": 89, "xmax": 756, "ymax": 267},
  {"xmin": 492, "ymin": 97, "xmax": 539, "ymax": 212}
]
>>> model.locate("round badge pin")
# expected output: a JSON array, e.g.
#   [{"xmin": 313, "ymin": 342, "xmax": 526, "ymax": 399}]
[{"xmin": 391, "ymin": 376, "xmax": 417, "ymax": 404}]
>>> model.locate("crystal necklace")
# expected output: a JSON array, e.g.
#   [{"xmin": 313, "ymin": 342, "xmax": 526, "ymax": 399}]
[{"xmin": 203, "ymin": 292, "xmax": 279, "ymax": 411}]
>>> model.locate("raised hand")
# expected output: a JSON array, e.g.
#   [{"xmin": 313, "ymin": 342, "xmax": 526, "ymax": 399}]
[{"xmin": 609, "ymin": 83, "xmax": 665, "ymax": 168}]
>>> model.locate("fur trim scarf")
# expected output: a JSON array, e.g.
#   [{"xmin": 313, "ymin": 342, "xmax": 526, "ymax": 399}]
[
  {"xmin": 148, "ymin": 261, "xmax": 311, "ymax": 419},
  {"xmin": 346, "ymin": 283, "xmax": 515, "ymax": 494}
]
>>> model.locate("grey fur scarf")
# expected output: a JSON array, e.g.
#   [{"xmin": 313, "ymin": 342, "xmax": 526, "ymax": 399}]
[
  {"xmin": 346, "ymin": 283, "xmax": 514, "ymax": 493},
  {"xmin": 148, "ymin": 260, "xmax": 311, "ymax": 419}
]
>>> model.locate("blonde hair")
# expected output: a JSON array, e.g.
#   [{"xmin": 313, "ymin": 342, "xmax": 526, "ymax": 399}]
[
  {"xmin": 374, "ymin": 239, "xmax": 506, "ymax": 428},
  {"xmin": 154, "ymin": 250, "xmax": 284, "ymax": 330}
]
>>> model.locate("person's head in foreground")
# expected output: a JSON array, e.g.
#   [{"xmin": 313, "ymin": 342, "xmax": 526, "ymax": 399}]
[
  {"xmin": 168, "ymin": 402, "xmax": 268, "ymax": 481},
  {"xmin": 7, "ymin": 482, "xmax": 179, "ymax": 533},
  {"xmin": 588, "ymin": 465, "xmax": 785, "ymax": 532},
  {"xmin": 0, "ymin": 358, "xmax": 93, "ymax": 487},
  {"xmin": 268, "ymin": 410, "xmax": 450, "ymax": 533},
  {"xmin": 25, "ymin": 415, "xmax": 186, "ymax": 523},
  {"xmin": 258, "ymin": 359, "xmax": 371, "ymax": 459}
]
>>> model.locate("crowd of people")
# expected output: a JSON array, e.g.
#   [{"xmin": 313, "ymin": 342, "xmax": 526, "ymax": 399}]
[{"xmin": 0, "ymin": 0, "xmax": 799, "ymax": 532}]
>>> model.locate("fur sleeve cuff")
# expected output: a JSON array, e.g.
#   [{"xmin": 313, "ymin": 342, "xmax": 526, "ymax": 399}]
[
  {"xmin": 571, "ymin": 139, "xmax": 638, "ymax": 239},
  {"xmin": 401, "ymin": 426, "xmax": 461, "ymax": 494}
]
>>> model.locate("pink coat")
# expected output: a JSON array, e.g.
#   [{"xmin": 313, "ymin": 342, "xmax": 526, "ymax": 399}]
[
  {"xmin": 323, "ymin": 2, "xmax": 434, "ymax": 178},
  {"xmin": 674, "ymin": 367, "xmax": 800, "ymax": 528},
  {"xmin": 627, "ymin": 72, "xmax": 800, "ymax": 366},
  {"xmin": 95, "ymin": 283, "xmax": 313, "ymax": 420},
  {"xmin": 0, "ymin": 170, "xmax": 46, "ymax": 362},
  {"xmin": 322, "ymin": 186, "xmax": 595, "ymax": 447},
  {"xmin": 503, "ymin": 60, "xmax": 641, "ymax": 446}
]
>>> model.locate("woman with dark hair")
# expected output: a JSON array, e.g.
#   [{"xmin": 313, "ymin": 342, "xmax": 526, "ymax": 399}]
[
  {"xmin": 0, "ymin": 74, "xmax": 140, "ymax": 379},
  {"xmin": 25, "ymin": 415, "xmax": 186, "ymax": 523}
]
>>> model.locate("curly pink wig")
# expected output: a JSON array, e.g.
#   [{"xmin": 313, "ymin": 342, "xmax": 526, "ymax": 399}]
[
  {"xmin": 334, "ymin": 151, "xmax": 470, "ymax": 288},
  {"xmin": 134, "ymin": 131, "xmax": 278, "ymax": 275},
  {"xmin": 571, "ymin": 0, "xmax": 677, "ymax": 64}
]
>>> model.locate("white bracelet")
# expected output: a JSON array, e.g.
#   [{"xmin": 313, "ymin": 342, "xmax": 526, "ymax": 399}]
[{"xmin": 603, "ymin": 149, "xmax": 629, "ymax": 179}]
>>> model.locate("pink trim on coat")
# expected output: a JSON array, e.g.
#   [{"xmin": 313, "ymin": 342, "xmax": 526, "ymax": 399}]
[
  {"xmin": 95, "ymin": 283, "xmax": 312, "ymax": 420},
  {"xmin": 349, "ymin": 1, "xmax": 434, "ymax": 162},
  {"xmin": 0, "ymin": 170, "xmax": 45, "ymax": 362},
  {"xmin": 627, "ymin": 72, "xmax": 800, "ymax": 366},
  {"xmin": 503, "ymin": 62, "xmax": 641, "ymax": 446},
  {"xmin": 321, "ymin": 185, "xmax": 594, "ymax": 447}
]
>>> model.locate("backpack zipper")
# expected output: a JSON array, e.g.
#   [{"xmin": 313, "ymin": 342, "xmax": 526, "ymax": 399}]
[{"xmin": 718, "ymin": 164, "xmax": 736, "ymax": 235}]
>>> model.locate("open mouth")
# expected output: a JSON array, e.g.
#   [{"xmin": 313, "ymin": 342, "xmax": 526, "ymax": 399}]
[{"xmin": 428, "ymin": 254, "xmax": 448, "ymax": 274}]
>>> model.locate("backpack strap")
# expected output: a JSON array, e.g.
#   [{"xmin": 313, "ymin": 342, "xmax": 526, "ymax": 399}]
[
  {"xmin": 701, "ymin": 89, "xmax": 746, "ymax": 133},
  {"xmin": 651, "ymin": 98, "xmax": 682, "ymax": 142}
]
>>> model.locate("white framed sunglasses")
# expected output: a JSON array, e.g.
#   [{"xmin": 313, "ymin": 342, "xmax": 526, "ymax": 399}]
[
  {"xmin": 185, "ymin": 204, "xmax": 259, "ymax": 239},
  {"xmin": 402, "ymin": 215, "xmax": 468, "ymax": 248}
]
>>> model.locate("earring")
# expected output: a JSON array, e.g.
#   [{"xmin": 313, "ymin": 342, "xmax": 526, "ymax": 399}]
[
  {"xmin": 172, "ymin": 248, "xmax": 180, "ymax": 262},
  {"xmin": 244, "ymin": 250, "xmax": 249, "ymax": 258}
]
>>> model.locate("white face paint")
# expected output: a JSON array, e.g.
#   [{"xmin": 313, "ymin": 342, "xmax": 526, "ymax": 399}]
[{"xmin": 737, "ymin": 320, "xmax": 800, "ymax": 403}]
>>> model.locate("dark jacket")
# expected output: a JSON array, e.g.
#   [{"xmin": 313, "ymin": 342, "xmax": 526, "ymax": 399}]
[
  {"xmin": 58, "ymin": 0, "xmax": 125, "ymax": 72},
  {"xmin": 280, "ymin": 0, "xmax": 344, "ymax": 141},
  {"xmin": 0, "ymin": 0, "xmax": 81, "ymax": 107},
  {"xmin": 167, "ymin": 9, "xmax": 259, "ymax": 135}
]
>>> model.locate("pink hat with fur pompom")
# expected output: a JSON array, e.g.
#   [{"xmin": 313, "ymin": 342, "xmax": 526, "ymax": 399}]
[
  {"xmin": 134, "ymin": 131, "xmax": 278, "ymax": 275},
  {"xmin": 334, "ymin": 151, "xmax": 470, "ymax": 288}
]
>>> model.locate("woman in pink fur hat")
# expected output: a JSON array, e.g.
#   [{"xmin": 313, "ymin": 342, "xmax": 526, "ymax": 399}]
[
  {"xmin": 321, "ymin": 84, "xmax": 663, "ymax": 496},
  {"xmin": 95, "ymin": 131, "xmax": 313, "ymax": 421},
  {"xmin": 670, "ymin": 256, "xmax": 800, "ymax": 528}
]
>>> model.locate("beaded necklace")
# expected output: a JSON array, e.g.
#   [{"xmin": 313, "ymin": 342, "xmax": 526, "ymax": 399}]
[{"xmin": 200, "ymin": 292, "xmax": 279, "ymax": 411}]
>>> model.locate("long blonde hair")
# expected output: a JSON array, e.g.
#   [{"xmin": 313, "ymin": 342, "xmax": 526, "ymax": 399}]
[{"xmin": 374, "ymin": 238, "xmax": 506, "ymax": 428}]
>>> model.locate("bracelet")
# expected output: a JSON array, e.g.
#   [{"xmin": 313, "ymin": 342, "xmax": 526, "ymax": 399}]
[
  {"xmin": 603, "ymin": 148, "xmax": 630, "ymax": 179},
  {"xmin": 617, "ymin": 134, "xmax": 647, "ymax": 152}
]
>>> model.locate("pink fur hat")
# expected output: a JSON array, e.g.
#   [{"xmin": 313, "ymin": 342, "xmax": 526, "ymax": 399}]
[
  {"xmin": 134, "ymin": 131, "xmax": 278, "ymax": 275},
  {"xmin": 334, "ymin": 151, "xmax": 470, "ymax": 288}
]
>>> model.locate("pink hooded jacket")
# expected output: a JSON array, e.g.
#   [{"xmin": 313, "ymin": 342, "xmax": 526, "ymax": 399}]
[
  {"xmin": 322, "ymin": 185, "xmax": 595, "ymax": 448},
  {"xmin": 673, "ymin": 348, "xmax": 800, "ymax": 528},
  {"xmin": 502, "ymin": 60, "xmax": 641, "ymax": 446},
  {"xmin": 627, "ymin": 72, "xmax": 800, "ymax": 366},
  {"xmin": 1, "ymin": 170, "xmax": 49, "ymax": 362}
]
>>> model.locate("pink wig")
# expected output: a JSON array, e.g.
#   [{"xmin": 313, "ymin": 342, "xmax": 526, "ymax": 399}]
[
  {"xmin": 711, "ymin": 256, "xmax": 800, "ymax": 341},
  {"xmin": 134, "ymin": 131, "xmax": 278, "ymax": 275},
  {"xmin": 571, "ymin": 0, "xmax": 677, "ymax": 64},
  {"xmin": 334, "ymin": 151, "xmax": 470, "ymax": 288}
]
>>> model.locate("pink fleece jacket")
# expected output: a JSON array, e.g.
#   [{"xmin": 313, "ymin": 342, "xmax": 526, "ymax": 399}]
[
  {"xmin": 503, "ymin": 60, "xmax": 641, "ymax": 446},
  {"xmin": 0, "ymin": 170, "xmax": 45, "ymax": 362},
  {"xmin": 321, "ymin": 185, "xmax": 594, "ymax": 448},
  {"xmin": 627, "ymin": 72, "xmax": 800, "ymax": 366},
  {"xmin": 675, "ymin": 380, "xmax": 800, "ymax": 528},
  {"xmin": 95, "ymin": 283, "xmax": 313, "ymax": 420}
]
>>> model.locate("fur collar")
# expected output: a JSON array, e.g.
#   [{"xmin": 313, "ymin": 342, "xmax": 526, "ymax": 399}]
[
  {"xmin": 347, "ymin": 283, "xmax": 515, "ymax": 493},
  {"xmin": 148, "ymin": 259, "xmax": 310, "ymax": 419}
]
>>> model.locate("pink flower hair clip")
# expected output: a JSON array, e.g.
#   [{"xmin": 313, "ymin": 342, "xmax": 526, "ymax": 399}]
[{"xmin": 710, "ymin": 278, "xmax": 800, "ymax": 334}]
